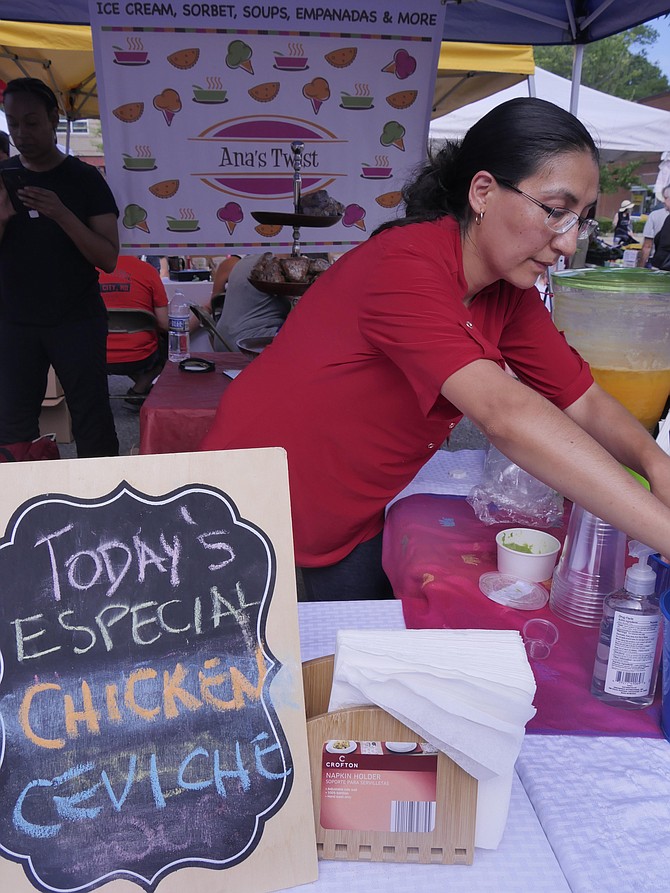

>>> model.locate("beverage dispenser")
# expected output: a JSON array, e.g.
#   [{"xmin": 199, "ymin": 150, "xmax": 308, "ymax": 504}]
[{"xmin": 552, "ymin": 268, "xmax": 670, "ymax": 431}]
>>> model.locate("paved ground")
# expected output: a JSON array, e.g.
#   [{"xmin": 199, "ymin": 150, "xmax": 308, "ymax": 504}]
[{"xmin": 58, "ymin": 375, "xmax": 142, "ymax": 459}]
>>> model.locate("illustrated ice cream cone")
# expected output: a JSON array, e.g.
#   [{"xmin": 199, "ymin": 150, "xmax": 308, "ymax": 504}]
[
  {"xmin": 240, "ymin": 59, "xmax": 254, "ymax": 75},
  {"xmin": 310, "ymin": 97, "xmax": 323, "ymax": 115},
  {"xmin": 123, "ymin": 203, "xmax": 150, "ymax": 233},
  {"xmin": 382, "ymin": 61, "xmax": 396, "ymax": 74},
  {"xmin": 381, "ymin": 121, "xmax": 406, "ymax": 153},
  {"xmin": 217, "ymin": 201, "xmax": 244, "ymax": 233},
  {"xmin": 343, "ymin": 203, "xmax": 366, "ymax": 231},
  {"xmin": 163, "ymin": 109, "xmax": 175, "ymax": 126}
]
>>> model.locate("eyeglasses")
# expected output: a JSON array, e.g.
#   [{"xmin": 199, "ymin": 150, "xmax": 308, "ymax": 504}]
[{"xmin": 496, "ymin": 177, "xmax": 597, "ymax": 239}]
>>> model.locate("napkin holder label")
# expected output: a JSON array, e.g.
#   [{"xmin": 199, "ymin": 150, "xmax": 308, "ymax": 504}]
[{"xmin": 303, "ymin": 655, "xmax": 477, "ymax": 864}]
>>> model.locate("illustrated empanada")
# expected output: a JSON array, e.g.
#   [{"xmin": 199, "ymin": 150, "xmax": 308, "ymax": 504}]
[
  {"xmin": 149, "ymin": 179, "xmax": 179, "ymax": 199},
  {"xmin": 112, "ymin": 102, "xmax": 144, "ymax": 123},
  {"xmin": 167, "ymin": 48, "xmax": 200, "ymax": 70},
  {"xmin": 255, "ymin": 224, "xmax": 282, "ymax": 237},
  {"xmin": 386, "ymin": 90, "xmax": 418, "ymax": 110},
  {"xmin": 249, "ymin": 82, "xmax": 280, "ymax": 103},
  {"xmin": 324, "ymin": 47, "xmax": 357, "ymax": 68},
  {"xmin": 375, "ymin": 191, "xmax": 403, "ymax": 208}
]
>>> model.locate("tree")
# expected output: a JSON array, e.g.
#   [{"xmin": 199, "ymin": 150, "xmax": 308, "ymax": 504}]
[
  {"xmin": 535, "ymin": 25, "xmax": 669, "ymax": 100},
  {"xmin": 598, "ymin": 160, "xmax": 644, "ymax": 194}
]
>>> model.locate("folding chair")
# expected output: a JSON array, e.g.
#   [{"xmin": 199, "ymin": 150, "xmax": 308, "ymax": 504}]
[
  {"xmin": 106, "ymin": 308, "xmax": 159, "ymax": 335},
  {"xmin": 106, "ymin": 308, "xmax": 162, "ymax": 401},
  {"xmin": 189, "ymin": 304, "xmax": 236, "ymax": 352}
]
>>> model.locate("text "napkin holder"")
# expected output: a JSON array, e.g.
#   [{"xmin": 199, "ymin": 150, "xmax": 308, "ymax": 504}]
[{"xmin": 302, "ymin": 655, "xmax": 477, "ymax": 865}]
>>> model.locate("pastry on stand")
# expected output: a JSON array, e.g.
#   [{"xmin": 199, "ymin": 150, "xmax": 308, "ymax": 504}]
[{"xmin": 250, "ymin": 141, "xmax": 341, "ymax": 301}]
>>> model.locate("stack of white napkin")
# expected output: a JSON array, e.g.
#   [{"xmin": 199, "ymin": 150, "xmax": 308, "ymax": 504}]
[{"xmin": 328, "ymin": 628, "xmax": 537, "ymax": 849}]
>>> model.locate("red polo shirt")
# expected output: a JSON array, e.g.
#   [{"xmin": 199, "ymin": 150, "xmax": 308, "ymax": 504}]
[
  {"xmin": 99, "ymin": 256, "xmax": 168, "ymax": 363},
  {"xmin": 200, "ymin": 216, "xmax": 592, "ymax": 567}
]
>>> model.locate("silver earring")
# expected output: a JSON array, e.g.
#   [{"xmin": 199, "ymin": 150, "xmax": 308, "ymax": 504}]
[{"xmin": 475, "ymin": 210, "xmax": 485, "ymax": 225}]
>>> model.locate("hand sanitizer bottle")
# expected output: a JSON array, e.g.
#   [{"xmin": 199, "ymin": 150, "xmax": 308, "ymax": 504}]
[{"xmin": 591, "ymin": 541, "xmax": 661, "ymax": 709}]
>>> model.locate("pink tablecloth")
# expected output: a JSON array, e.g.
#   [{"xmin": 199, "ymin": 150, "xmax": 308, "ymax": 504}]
[
  {"xmin": 139, "ymin": 352, "xmax": 249, "ymax": 454},
  {"xmin": 382, "ymin": 493, "xmax": 662, "ymax": 738}
]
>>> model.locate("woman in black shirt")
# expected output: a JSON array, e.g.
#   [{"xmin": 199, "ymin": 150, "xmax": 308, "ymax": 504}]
[{"xmin": 0, "ymin": 78, "xmax": 120, "ymax": 457}]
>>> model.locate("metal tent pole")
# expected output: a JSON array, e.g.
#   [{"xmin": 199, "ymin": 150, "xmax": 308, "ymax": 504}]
[{"xmin": 570, "ymin": 44, "xmax": 584, "ymax": 116}]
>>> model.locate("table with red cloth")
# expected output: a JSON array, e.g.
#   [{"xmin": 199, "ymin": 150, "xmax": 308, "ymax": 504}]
[
  {"xmin": 382, "ymin": 492, "xmax": 662, "ymax": 738},
  {"xmin": 139, "ymin": 352, "xmax": 249, "ymax": 454}
]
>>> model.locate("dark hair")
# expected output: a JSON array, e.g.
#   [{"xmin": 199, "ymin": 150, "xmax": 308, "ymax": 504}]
[
  {"xmin": 0, "ymin": 131, "xmax": 9, "ymax": 156},
  {"xmin": 3, "ymin": 78, "xmax": 59, "ymax": 115},
  {"xmin": 375, "ymin": 97, "xmax": 599, "ymax": 235}
]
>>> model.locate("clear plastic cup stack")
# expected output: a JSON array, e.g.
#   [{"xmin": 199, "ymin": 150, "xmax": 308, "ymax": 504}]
[{"xmin": 549, "ymin": 503, "xmax": 627, "ymax": 627}]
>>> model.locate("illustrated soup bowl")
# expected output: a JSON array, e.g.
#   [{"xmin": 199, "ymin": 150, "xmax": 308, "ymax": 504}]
[
  {"xmin": 361, "ymin": 165, "xmax": 392, "ymax": 178},
  {"xmin": 166, "ymin": 218, "xmax": 200, "ymax": 232},
  {"xmin": 274, "ymin": 56, "xmax": 308, "ymax": 70},
  {"xmin": 192, "ymin": 87, "xmax": 228, "ymax": 103},
  {"xmin": 123, "ymin": 155, "xmax": 156, "ymax": 171},
  {"xmin": 341, "ymin": 93, "xmax": 374, "ymax": 109},
  {"xmin": 114, "ymin": 50, "xmax": 149, "ymax": 65}
]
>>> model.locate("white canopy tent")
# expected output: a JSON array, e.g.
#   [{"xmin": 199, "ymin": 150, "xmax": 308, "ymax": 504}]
[
  {"xmin": 429, "ymin": 68, "xmax": 670, "ymax": 162},
  {"xmin": 655, "ymin": 151, "xmax": 670, "ymax": 200}
]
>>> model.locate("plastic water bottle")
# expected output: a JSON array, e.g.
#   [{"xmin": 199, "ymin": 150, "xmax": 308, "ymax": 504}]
[{"xmin": 168, "ymin": 292, "xmax": 190, "ymax": 362}]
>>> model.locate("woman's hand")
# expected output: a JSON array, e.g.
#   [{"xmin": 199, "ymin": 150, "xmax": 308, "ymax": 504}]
[{"xmin": 16, "ymin": 185, "xmax": 67, "ymax": 221}]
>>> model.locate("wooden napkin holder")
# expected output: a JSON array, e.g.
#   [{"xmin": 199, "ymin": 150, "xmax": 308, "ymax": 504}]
[{"xmin": 302, "ymin": 655, "xmax": 477, "ymax": 865}]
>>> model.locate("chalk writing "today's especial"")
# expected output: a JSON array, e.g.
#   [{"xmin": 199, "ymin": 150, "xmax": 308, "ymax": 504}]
[{"xmin": 0, "ymin": 492, "xmax": 292, "ymax": 869}]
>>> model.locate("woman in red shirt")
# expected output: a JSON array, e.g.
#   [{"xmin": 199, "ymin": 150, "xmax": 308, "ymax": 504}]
[{"xmin": 202, "ymin": 98, "xmax": 670, "ymax": 600}]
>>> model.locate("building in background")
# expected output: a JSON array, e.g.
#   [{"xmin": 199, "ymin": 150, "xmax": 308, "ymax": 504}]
[{"xmin": 57, "ymin": 117, "xmax": 105, "ymax": 172}]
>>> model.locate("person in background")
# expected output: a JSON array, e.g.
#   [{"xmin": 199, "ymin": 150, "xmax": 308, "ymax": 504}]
[
  {"xmin": 612, "ymin": 199, "xmax": 636, "ymax": 247},
  {"xmin": 201, "ymin": 98, "xmax": 670, "ymax": 601},
  {"xmin": 144, "ymin": 254, "xmax": 170, "ymax": 280},
  {"xmin": 210, "ymin": 254, "xmax": 241, "ymax": 303},
  {"xmin": 0, "ymin": 77, "xmax": 119, "ymax": 457},
  {"xmin": 0, "ymin": 131, "xmax": 10, "ymax": 161},
  {"xmin": 99, "ymin": 255, "xmax": 169, "ymax": 405},
  {"xmin": 640, "ymin": 185, "xmax": 670, "ymax": 268},
  {"xmin": 213, "ymin": 254, "xmax": 291, "ymax": 352}
]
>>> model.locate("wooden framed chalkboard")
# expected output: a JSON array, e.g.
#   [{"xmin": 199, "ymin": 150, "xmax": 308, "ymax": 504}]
[{"xmin": 0, "ymin": 449, "xmax": 317, "ymax": 893}]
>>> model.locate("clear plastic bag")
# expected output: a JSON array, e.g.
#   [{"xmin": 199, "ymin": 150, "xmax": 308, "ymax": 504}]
[{"xmin": 466, "ymin": 444, "xmax": 564, "ymax": 527}]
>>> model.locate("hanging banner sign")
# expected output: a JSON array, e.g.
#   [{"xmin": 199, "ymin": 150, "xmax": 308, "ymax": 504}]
[{"xmin": 89, "ymin": 0, "xmax": 446, "ymax": 254}]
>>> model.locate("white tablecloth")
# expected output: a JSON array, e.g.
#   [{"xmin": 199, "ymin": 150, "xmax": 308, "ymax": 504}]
[{"xmin": 517, "ymin": 736, "xmax": 670, "ymax": 893}]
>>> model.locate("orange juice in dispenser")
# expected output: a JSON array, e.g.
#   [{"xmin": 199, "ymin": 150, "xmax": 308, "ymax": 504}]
[{"xmin": 551, "ymin": 268, "xmax": 670, "ymax": 432}]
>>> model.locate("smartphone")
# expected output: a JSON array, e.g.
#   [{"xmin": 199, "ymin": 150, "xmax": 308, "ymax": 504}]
[{"xmin": 0, "ymin": 169, "xmax": 29, "ymax": 214}]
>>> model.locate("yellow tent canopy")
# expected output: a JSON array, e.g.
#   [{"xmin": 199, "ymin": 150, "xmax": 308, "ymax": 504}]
[
  {"xmin": 0, "ymin": 22, "xmax": 534, "ymax": 124},
  {"xmin": 433, "ymin": 42, "xmax": 534, "ymax": 118},
  {"xmin": 0, "ymin": 21, "xmax": 97, "ymax": 120}
]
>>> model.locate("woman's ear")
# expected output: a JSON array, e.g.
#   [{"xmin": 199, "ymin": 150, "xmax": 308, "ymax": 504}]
[
  {"xmin": 49, "ymin": 107, "xmax": 60, "ymax": 137},
  {"xmin": 468, "ymin": 170, "xmax": 496, "ymax": 218}
]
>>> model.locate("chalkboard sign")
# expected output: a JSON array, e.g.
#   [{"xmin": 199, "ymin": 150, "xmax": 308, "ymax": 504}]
[{"xmin": 0, "ymin": 450, "xmax": 316, "ymax": 893}]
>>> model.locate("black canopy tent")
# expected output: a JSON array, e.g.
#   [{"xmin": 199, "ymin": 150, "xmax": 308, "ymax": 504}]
[
  {"xmin": 5, "ymin": 0, "xmax": 669, "ymax": 43},
  {"xmin": 3, "ymin": 0, "xmax": 670, "ymax": 113}
]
